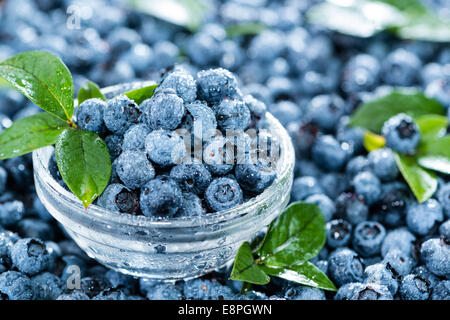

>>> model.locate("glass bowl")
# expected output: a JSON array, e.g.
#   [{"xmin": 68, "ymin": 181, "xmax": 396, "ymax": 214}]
[{"xmin": 32, "ymin": 82, "xmax": 295, "ymax": 281}]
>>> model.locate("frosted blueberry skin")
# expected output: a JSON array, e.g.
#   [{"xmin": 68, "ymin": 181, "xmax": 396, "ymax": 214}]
[
  {"xmin": 122, "ymin": 124, "xmax": 151, "ymax": 151},
  {"xmin": 382, "ymin": 113, "xmax": 421, "ymax": 154},
  {"xmin": 406, "ymin": 199, "xmax": 444, "ymax": 236},
  {"xmin": 437, "ymin": 183, "xmax": 450, "ymax": 218},
  {"xmin": 382, "ymin": 249, "xmax": 414, "ymax": 276},
  {"xmin": 205, "ymin": 177, "xmax": 243, "ymax": 212},
  {"xmin": 334, "ymin": 282, "xmax": 366, "ymax": 300},
  {"xmin": 139, "ymin": 176, "xmax": 183, "ymax": 218},
  {"xmin": 235, "ymin": 160, "xmax": 277, "ymax": 195},
  {"xmin": 31, "ymin": 272, "xmax": 63, "ymax": 300},
  {"xmin": 56, "ymin": 290, "xmax": 90, "ymax": 300},
  {"xmin": 196, "ymin": 68, "xmax": 238, "ymax": 104},
  {"xmin": 244, "ymin": 94, "xmax": 267, "ymax": 129},
  {"xmin": 290, "ymin": 176, "xmax": 323, "ymax": 202},
  {"xmin": 103, "ymin": 95, "xmax": 140, "ymax": 135},
  {"xmin": 399, "ymin": 274, "xmax": 431, "ymax": 300},
  {"xmin": 157, "ymin": 69, "xmax": 197, "ymax": 103},
  {"xmin": 335, "ymin": 193, "xmax": 369, "ymax": 226},
  {"xmin": 97, "ymin": 183, "xmax": 140, "ymax": 215},
  {"xmin": 283, "ymin": 285, "xmax": 325, "ymax": 300},
  {"xmin": 169, "ymin": 164, "xmax": 212, "ymax": 196},
  {"xmin": 10, "ymin": 238, "xmax": 51, "ymax": 276},
  {"xmin": 202, "ymin": 136, "xmax": 235, "ymax": 176},
  {"xmin": 116, "ymin": 150, "xmax": 155, "ymax": 190},
  {"xmin": 0, "ymin": 200, "xmax": 24, "ymax": 227},
  {"xmin": 145, "ymin": 129, "xmax": 186, "ymax": 167},
  {"xmin": 185, "ymin": 101, "xmax": 217, "ymax": 140},
  {"xmin": 142, "ymin": 89, "xmax": 185, "ymax": 131},
  {"xmin": 76, "ymin": 98, "xmax": 107, "ymax": 134},
  {"xmin": 308, "ymin": 94, "xmax": 346, "ymax": 131},
  {"xmin": 312, "ymin": 135, "xmax": 349, "ymax": 172},
  {"xmin": 213, "ymin": 99, "xmax": 251, "ymax": 131},
  {"xmin": 363, "ymin": 263, "xmax": 398, "ymax": 296},
  {"xmin": 104, "ymin": 134, "xmax": 123, "ymax": 161},
  {"xmin": 350, "ymin": 283, "xmax": 393, "ymax": 300},
  {"xmin": 368, "ymin": 148, "xmax": 399, "ymax": 182},
  {"xmin": 381, "ymin": 49, "xmax": 422, "ymax": 86},
  {"xmin": 352, "ymin": 171, "xmax": 381, "ymax": 205},
  {"xmin": 352, "ymin": 221, "xmax": 386, "ymax": 257},
  {"xmin": 420, "ymin": 238, "xmax": 450, "ymax": 277},
  {"xmin": 440, "ymin": 220, "xmax": 450, "ymax": 239},
  {"xmin": 381, "ymin": 228, "xmax": 416, "ymax": 257},
  {"xmin": 177, "ymin": 192, "xmax": 206, "ymax": 217},
  {"xmin": 0, "ymin": 271, "xmax": 33, "ymax": 300},
  {"xmin": 431, "ymin": 280, "xmax": 450, "ymax": 300},
  {"xmin": 327, "ymin": 248, "xmax": 364, "ymax": 287},
  {"xmin": 341, "ymin": 54, "xmax": 380, "ymax": 93},
  {"xmin": 326, "ymin": 219, "xmax": 352, "ymax": 249}
]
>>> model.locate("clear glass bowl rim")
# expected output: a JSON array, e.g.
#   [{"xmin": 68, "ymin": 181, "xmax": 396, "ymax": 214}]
[{"xmin": 32, "ymin": 82, "xmax": 295, "ymax": 230}]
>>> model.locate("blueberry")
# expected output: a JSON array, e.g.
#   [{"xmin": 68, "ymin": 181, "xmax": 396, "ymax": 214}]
[
  {"xmin": 146, "ymin": 283, "xmax": 183, "ymax": 300},
  {"xmin": 92, "ymin": 288, "xmax": 129, "ymax": 300},
  {"xmin": 420, "ymin": 238, "xmax": 450, "ymax": 277},
  {"xmin": 328, "ymin": 248, "xmax": 364, "ymax": 287},
  {"xmin": 437, "ymin": 183, "xmax": 450, "ymax": 218},
  {"xmin": 97, "ymin": 184, "xmax": 140, "ymax": 215},
  {"xmin": 183, "ymin": 279, "xmax": 235, "ymax": 300},
  {"xmin": 352, "ymin": 171, "xmax": 381, "ymax": 206},
  {"xmin": 290, "ymin": 122, "xmax": 319, "ymax": 157},
  {"xmin": 17, "ymin": 218, "xmax": 54, "ymax": 241},
  {"xmin": 107, "ymin": 27, "xmax": 141, "ymax": 56},
  {"xmin": 4, "ymin": 156, "xmax": 33, "ymax": 190},
  {"xmin": 158, "ymin": 69, "xmax": 197, "ymax": 103},
  {"xmin": 406, "ymin": 199, "xmax": 443, "ymax": 236},
  {"xmin": 140, "ymin": 176, "xmax": 183, "ymax": 218},
  {"xmin": 308, "ymin": 94, "xmax": 345, "ymax": 131},
  {"xmin": 295, "ymin": 160, "xmax": 322, "ymax": 179},
  {"xmin": 145, "ymin": 129, "xmax": 186, "ymax": 167},
  {"xmin": 248, "ymin": 30, "xmax": 285, "ymax": 62},
  {"xmin": 399, "ymin": 274, "xmax": 431, "ymax": 300},
  {"xmin": 80, "ymin": 276, "xmax": 109, "ymax": 298},
  {"xmin": 0, "ymin": 200, "xmax": 24, "ymax": 227},
  {"xmin": 31, "ymin": 272, "xmax": 63, "ymax": 300},
  {"xmin": 431, "ymin": 280, "xmax": 450, "ymax": 300},
  {"xmin": 116, "ymin": 150, "xmax": 155, "ymax": 190},
  {"xmin": 104, "ymin": 269, "xmax": 138, "ymax": 293},
  {"xmin": 56, "ymin": 290, "xmax": 90, "ymax": 300},
  {"xmin": 170, "ymin": 164, "xmax": 212, "ymax": 195},
  {"xmin": 104, "ymin": 134, "xmax": 123, "ymax": 160},
  {"xmin": 382, "ymin": 113, "xmax": 421, "ymax": 154},
  {"xmin": 0, "ymin": 230, "xmax": 19, "ymax": 256},
  {"xmin": 269, "ymin": 101, "xmax": 302, "ymax": 127},
  {"xmin": 235, "ymin": 160, "xmax": 277, "ymax": 195},
  {"xmin": 76, "ymin": 98, "xmax": 106, "ymax": 134},
  {"xmin": 142, "ymin": 89, "xmax": 185, "ymax": 131},
  {"xmin": 213, "ymin": 98, "xmax": 251, "ymax": 132},
  {"xmin": 337, "ymin": 127, "xmax": 365, "ymax": 155},
  {"xmin": 440, "ymin": 220, "xmax": 450, "ymax": 239},
  {"xmin": 122, "ymin": 124, "xmax": 151, "ymax": 151},
  {"xmin": 122, "ymin": 43, "xmax": 154, "ymax": 75},
  {"xmin": 304, "ymin": 194, "xmax": 335, "ymax": 222},
  {"xmin": 203, "ymin": 137, "xmax": 235, "ymax": 175},
  {"xmin": 103, "ymin": 95, "xmax": 140, "ymax": 135},
  {"xmin": 341, "ymin": 54, "xmax": 380, "ymax": 93},
  {"xmin": 284, "ymin": 285, "xmax": 325, "ymax": 300},
  {"xmin": 353, "ymin": 221, "xmax": 386, "ymax": 257},
  {"xmin": 335, "ymin": 193, "xmax": 369, "ymax": 225},
  {"xmin": 345, "ymin": 156, "xmax": 370, "ymax": 178},
  {"xmin": 326, "ymin": 219, "xmax": 352, "ymax": 248},
  {"xmin": 0, "ymin": 271, "xmax": 33, "ymax": 300},
  {"xmin": 244, "ymin": 94, "xmax": 267, "ymax": 129},
  {"xmin": 152, "ymin": 41, "xmax": 179, "ymax": 69},
  {"xmin": 383, "ymin": 249, "xmax": 414, "ymax": 276},
  {"xmin": 185, "ymin": 100, "xmax": 217, "ymax": 140},
  {"xmin": 187, "ymin": 30, "xmax": 222, "ymax": 67},
  {"xmin": 349, "ymin": 283, "xmax": 393, "ymax": 300},
  {"xmin": 197, "ymin": 68, "xmax": 238, "ymax": 104},
  {"xmin": 291, "ymin": 176, "xmax": 323, "ymax": 202},
  {"xmin": 0, "ymin": 166, "xmax": 7, "ymax": 195},
  {"xmin": 374, "ymin": 185, "xmax": 409, "ymax": 227},
  {"xmin": 368, "ymin": 148, "xmax": 399, "ymax": 181},
  {"xmin": 412, "ymin": 265, "xmax": 441, "ymax": 289},
  {"xmin": 334, "ymin": 282, "xmax": 365, "ymax": 300},
  {"xmin": 363, "ymin": 263, "xmax": 399, "ymax": 296},
  {"xmin": 381, "ymin": 228, "xmax": 416, "ymax": 257},
  {"xmin": 177, "ymin": 192, "xmax": 206, "ymax": 217},
  {"xmin": 320, "ymin": 173, "xmax": 349, "ymax": 200},
  {"xmin": 425, "ymin": 77, "xmax": 450, "ymax": 109},
  {"xmin": 205, "ymin": 177, "xmax": 243, "ymax": 212},
  {"xmin": 381, "ymin": 48, "xmax": 421, "ymax": 86},
  {"xmin": 312, "ymin": 135, "xmax": 349, "ymax": 172},
  {"xmin": 11, "ymin": 238, "xmax": 51, "ymax": 276}
]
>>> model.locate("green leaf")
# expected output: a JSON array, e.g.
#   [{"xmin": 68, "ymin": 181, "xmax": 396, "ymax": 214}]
[
  {"xmin": 0, "ymin": 113, "xmax": 69, "ymax": 159},
  {"xmin": 363, "ymin": 131, "xmax": 386, "ymax": 152},
  {"xmin": 77, "ymin": 81, "xmax": 106, "ymax": 104},
  {"xmin": 230, "ymin": 242, "xmax": 270, "ymax": 285},
  {"xmin": 417, "ymin": 136, "xmax": 450, "ymax": 174},
  {"xmin": 123, "ymin": 84, "xmax": 158, "ymax": 105},
  {"xmin": 394, "ymin": 153, "xmax": 438, "ymax": 203},
  {"xmin": 0, "ymin": 51, "xmax": 74, "ymax": 122},
  {"xmin": 258, "ymin": 202, "xmax": 326, "ymax": 268},
  {"xmin": 307, "ymin": 0, "xmax": 405, "ymax": 38},
  {"xmin": 128, "ymin": 0, "xmax": 208, "ymax": 32},
  {"xmin": 262, "ymin": 263, "xmax": 337, "ymax": 292},
  {"xmin": 55, "ymin": 128, "xmax": 111, "ymax": 208},
  {"xmin": 416, "ymin": 115, "xmax": 448, "ymax": 142},
  {"xmin": 0, "ymin": 77, "xmax": 13, "ymax": 88},
  {"xmin": 349, "ymin": 90, "xmax": 445, "ymax": 132},
  {"xmin": 226, "ymin": 22, "xmax": 267, "ymax": 38}
]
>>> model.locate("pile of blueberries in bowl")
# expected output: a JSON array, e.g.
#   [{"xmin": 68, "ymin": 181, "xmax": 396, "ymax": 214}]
[{"xmin": 0, "ymin": 0, "xmax": 450, "ymax": 300}]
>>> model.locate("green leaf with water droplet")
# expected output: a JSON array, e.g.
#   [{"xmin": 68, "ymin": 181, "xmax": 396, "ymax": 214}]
[
  {"xmin": 55, "ymin": 128, "xmax": 111, "ymax": 208},
  {"xmin": 262, "ymin": 263, "xmax": 337, "ymax": 291},
  {"xmin": 349, "ymin": 90, "xmax": 445, "ymax": 133},
  {"xmin": 0, "ymin": 113, "xmax": 69, "ymax": 159},
  {"xmin": 123, "ymin": 84, "xmax": 158, "ymax": 105},
  {"xmin": 416, "ymin": 114, "xmax": 448, "ymax": 142},
  {"xmin": 258, "ymin": 202, "xmax": 326, "ymax": 268},
  {"xmin": 230, "ymin": 242, "xmax": 270, "ymax": 285},
  {"xmin": 0, "ymin": 51, "xmax": 74, "ymax": 122},
  {"xmin": 77, "ymin": 81, "xmax": 106, "ymax": 105},
  {"xmin": 417, "ymin": 136, "xmax": 450, "ymax": 175},
  {"xmin": 394, "ymin": 152, "xmax": 437, "ymax": 203}
]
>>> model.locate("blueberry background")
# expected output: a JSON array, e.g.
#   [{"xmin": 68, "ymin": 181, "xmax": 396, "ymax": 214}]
[{"xmin": 0, "ymin": 0, "xmax": 449, "ymax": 300}]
